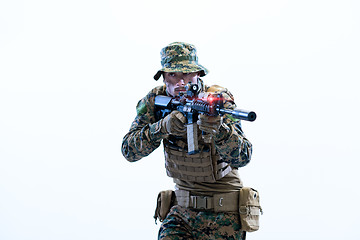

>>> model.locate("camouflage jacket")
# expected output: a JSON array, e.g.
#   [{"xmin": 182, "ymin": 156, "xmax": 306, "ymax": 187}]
[{"xmin": 121, "ymin": 81, "xmax": 252, "ymax": 169}]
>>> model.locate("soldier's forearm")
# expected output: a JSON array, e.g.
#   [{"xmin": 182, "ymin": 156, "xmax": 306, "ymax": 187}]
[
  {"xmin": 214, "ymin": 123, "xmax": 252, "ymax": 168},
  {"xmin": 121, "ymin": 125, "xmax": 162, "ymax": 162},
  {"xmin": 148, "ymin": 119, "xmax": 167, "ymax": 141}
]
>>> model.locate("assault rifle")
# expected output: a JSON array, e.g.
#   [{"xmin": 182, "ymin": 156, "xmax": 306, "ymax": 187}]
[{"xmin": 155, "ymin": 83, "xmax": 256, "ymax": 154}]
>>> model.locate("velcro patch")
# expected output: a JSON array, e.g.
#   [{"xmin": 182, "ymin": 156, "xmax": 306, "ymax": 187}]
[{"xmin": 136, "ymin": 101, "xmax": 147, "ymax": 116}]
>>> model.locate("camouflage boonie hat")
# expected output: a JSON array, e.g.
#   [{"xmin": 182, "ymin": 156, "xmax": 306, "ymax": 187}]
[{"xmin": 154, "ymin": 42, "xmax": 209, "ymax": 80}]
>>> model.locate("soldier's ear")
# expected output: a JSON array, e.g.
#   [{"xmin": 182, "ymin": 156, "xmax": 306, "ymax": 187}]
[
  {"xmin": 197, "ymin": 71, "xmax": 201, "ymax": 79},
  {"xmin": 162, "ymin": 74, "xmax": 168, "ymax": 84},
  {"xmin": 163, "ymin": 77, "xmax": 168, "ymax": 89}
]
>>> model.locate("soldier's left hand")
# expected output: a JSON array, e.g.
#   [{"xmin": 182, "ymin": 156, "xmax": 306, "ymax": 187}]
[{"xmin": 197, "ymin": 114, "xmax": 223, "ymax": 135}]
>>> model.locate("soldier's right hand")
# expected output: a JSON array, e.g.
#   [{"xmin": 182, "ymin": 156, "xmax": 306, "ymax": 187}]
[{"xmin": 161, "ymin": 110, "xmax": 187, "ymax": 136}]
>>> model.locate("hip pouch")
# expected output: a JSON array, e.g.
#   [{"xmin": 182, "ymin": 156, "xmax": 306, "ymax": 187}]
[
  {"xmin": 153, "ymin": 190, "xmax": 175, "ymax": 224},
  {"xmin": 239, "ymin": 187, "xmax": 263, "ymax": 232}
]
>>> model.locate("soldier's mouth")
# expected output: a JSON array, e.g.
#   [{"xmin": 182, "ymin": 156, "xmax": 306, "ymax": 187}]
[{"xmin": 175, "ymin": 87, "xmax": 186, "ymax": 92}]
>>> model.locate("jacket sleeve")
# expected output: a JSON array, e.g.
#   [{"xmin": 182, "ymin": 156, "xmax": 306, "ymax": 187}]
[
  {"xmin": 213, "ymin": 89, "xmax": 253, "ymax": 168},
  {"xmin": 121, "ymin": 91, "xmax": 166, "ymax": 162}
]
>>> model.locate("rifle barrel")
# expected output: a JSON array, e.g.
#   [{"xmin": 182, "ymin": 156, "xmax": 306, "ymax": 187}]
[{"xmin": 218, "ymin": 108, "xmax": 257, "ymax": 122}]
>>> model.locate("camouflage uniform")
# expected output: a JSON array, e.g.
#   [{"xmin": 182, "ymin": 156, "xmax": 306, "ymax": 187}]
[
  {"xmin": 121, "ymin": 42, "xmax": 252, "ymax": 240},
  {"xmin": 158, "ymin": 205, "xmax": 243, "ymax": 240}
]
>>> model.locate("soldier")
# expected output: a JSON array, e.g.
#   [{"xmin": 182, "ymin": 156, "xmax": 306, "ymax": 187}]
[{"xmin": 122, "ymin": 42, "xmax": 253, "ymax": 240}]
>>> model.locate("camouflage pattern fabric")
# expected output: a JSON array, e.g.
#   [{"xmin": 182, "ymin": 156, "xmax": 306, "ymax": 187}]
[
  {"xmin": 158, "ymin": 205, "xmax": 245, "ymax": 240},
  {"xmin": 154, "ymin": 42, "xmax": 209, "ymax": 80},
  {"xmin": 121, "ymin": 85, "xmax": 167, "ymax": 161}
]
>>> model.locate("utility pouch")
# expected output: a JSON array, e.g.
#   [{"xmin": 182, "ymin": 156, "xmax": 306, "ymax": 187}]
[
  {"xmin": 239, "ymin": 187, "xmax": 263, "ymax": 232},
  {"xmin": 154, "ymin": 190, "xmax": 175, "ymax": 224}
]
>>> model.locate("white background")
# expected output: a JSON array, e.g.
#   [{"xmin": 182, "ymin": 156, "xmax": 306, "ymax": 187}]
[{"xmin": 1, "ymin": 0, "xmax": 359, "ymax": 239}]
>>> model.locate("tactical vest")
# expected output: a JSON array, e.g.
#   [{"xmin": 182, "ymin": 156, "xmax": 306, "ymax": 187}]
[{"xmin": 163, "ymin": 137, "xmax": 232, "ymax": 183}]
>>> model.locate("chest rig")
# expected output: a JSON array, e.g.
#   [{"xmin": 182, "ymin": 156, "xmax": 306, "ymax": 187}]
[{"xmin": 163, "ymin": 136, "xmax": 232, "ymax": 183}]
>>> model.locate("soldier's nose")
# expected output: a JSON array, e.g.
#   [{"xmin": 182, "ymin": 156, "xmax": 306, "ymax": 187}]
[{"xmin": 178, "ymin": 78, "xmax": 185, "ymax": 86}]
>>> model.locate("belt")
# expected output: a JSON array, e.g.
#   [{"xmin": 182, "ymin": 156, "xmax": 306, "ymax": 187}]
[{"xmin": 175, "ymin": 190, "xmax": 239, "ymax": 212}]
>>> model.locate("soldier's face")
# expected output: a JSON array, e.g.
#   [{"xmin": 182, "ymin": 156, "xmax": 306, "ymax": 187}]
[{"xmin": 163, "ymin": 72, "xmax": 200, "ymax": 96}]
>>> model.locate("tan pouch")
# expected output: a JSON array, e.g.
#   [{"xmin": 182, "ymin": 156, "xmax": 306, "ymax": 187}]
[
  {"xmin": 154, "ymin": 190, "xmax": 175, "ymax": 224},
  {"xmin": 239, "ymin": 187, "xmax": 263, "ymax": 232}
]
